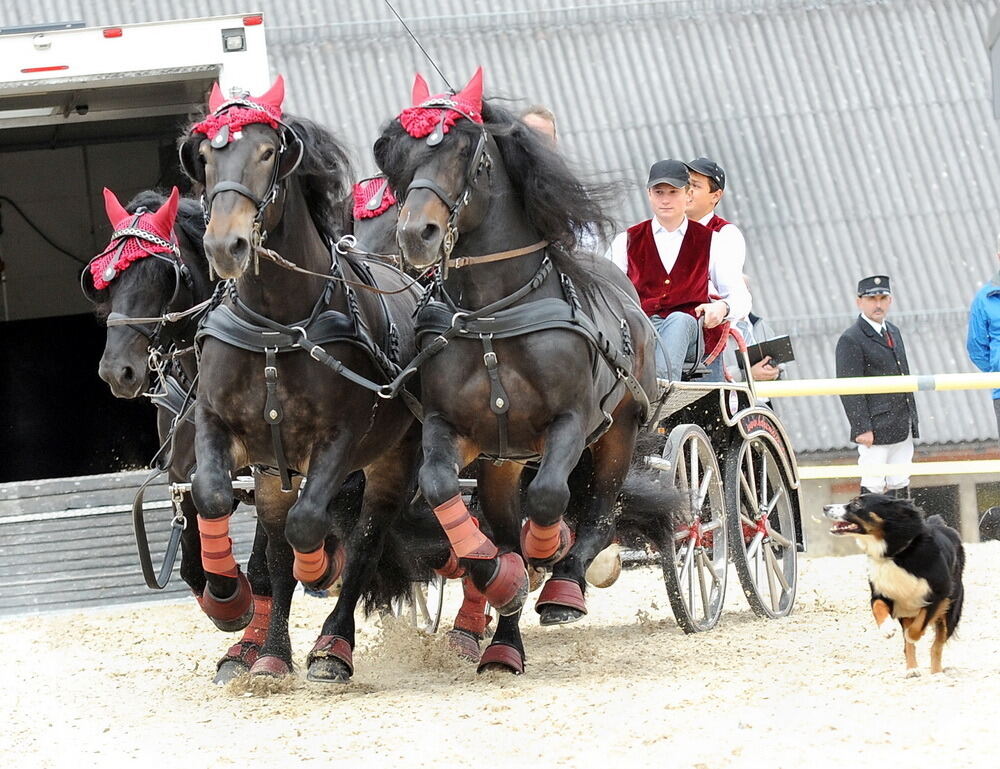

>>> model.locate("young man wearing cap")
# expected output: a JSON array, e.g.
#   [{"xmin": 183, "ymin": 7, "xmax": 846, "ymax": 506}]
[
  {"xmin": 835, "ymin": 276, "xmax": 920, "ymax": 497},
  {"xmin": 606, "ymin": 159, "xmax": 750, "ymax": 381},
  {"xmin": 685, "ymin": 157, "xmax": 753, "ymax": 339}
]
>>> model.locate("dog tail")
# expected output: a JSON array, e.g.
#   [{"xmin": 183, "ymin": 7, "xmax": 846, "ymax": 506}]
[{"xmin": 927, "ymin": 515, "xmax": 965, "ymax": 638}]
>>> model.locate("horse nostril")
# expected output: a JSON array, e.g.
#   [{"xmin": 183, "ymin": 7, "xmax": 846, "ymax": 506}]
[
  {"xmin": 122, "ymin": 366, "xmax": 134, "ymax": 383},
  {"xmin": 420, "ymin": 223, "xmax": 440, "ymax": 243},
  {"xmin": 230, "ymin": 237, "xmax": 250, "ymax": 261}
]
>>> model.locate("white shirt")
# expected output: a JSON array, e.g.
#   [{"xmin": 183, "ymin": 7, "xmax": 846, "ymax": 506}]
[
  {"xmin": 606, "ymin": 215, "xmax": 751, "ymax": 320},
  {"xmin": 860, "ymin": 313, "xmax": 887, "ymax": 335}
]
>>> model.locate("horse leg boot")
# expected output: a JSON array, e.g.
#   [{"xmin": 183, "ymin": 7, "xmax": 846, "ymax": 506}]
[
  {"xmin": 191, "ymin": 415, "xmax": 253, "ymax": 632},
  {"xmin": 421, "ymin": 416, "xmax": 527, "ymax": 617},
  {"xmin": 305, "ymin": 442, "xmax": 419, "ymax": 683},
  {"xmin": 245, "ymin": 473, "xmax": 301, "ymax": 677},
  {"xmin": 215, "ymin": 520, "xmax": 273, "ymax": 684},
  {"xmin": 538, "ymin": 408, "xmax": 640, "ymax": 625},
  {"xmin": 521, "ymin": 414, "xmax": 585, "ymax": 567},
  {"xmin": 445, "ymin": 576, "xmax": 490, "ymax": 662}
]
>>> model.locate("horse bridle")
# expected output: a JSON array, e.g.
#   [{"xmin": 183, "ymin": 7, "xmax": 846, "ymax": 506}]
[
  {"xmin": 194, "ymin": 101, "xmax": 304, "ymax": 250},
  {"xmin": 81, "ymin": 211, "xmax": 195, "ymax": 347},
  {"xmin": 403, "ymin": 103, "xmax": 493, "ymax": 267}
]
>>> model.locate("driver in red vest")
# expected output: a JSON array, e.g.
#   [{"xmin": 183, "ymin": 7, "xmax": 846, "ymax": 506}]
[{"xmin": 607, "ymin": 159, "xmax": 751, "ymax": 381}]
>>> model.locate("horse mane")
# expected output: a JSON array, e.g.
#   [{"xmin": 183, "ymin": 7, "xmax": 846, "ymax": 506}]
[
  {"xmin": 282, "ymin": 114, "xmax": 353, "ymax": 244},
  {"xmin": 375, "ymin": 99, "xmax": 619, "ymax": 285}
]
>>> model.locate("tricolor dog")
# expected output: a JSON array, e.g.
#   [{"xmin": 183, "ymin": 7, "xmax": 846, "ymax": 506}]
[{"xmin": 823, "ymin": 493, "xmax": 964, "ymax": 677}]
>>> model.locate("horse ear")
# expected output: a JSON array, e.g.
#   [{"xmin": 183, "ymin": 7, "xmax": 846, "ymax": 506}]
[
  {"xmin": 151, "ymin": 187, "xmax": 180, "ymax": 236},
  {"xmin": 256, "ymin": 75, "xmax": 285, "ymax": 113},
  {"xmin": 411, "ymin": 73, "xmax": 430, "ymax": 106},
  {"xmin": 208, "ymin": 82, "xmax": 225, "ymax": 112},
  {"xmin": 455, "ymin": 67, "xmax": 483, "ymax": 112},
  {"xmin": 102, "ymin": 187, "xmax": 129, "ymax": 227}
]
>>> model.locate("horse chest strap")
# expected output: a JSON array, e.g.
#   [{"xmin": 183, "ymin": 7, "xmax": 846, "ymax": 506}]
[
  {"xmin": 481, "ymin": 335, "xmax": 510, "ymax": 461},
  {"xmin": 263, "ymin": 347, "xmax": 293, "ymax": 492}
]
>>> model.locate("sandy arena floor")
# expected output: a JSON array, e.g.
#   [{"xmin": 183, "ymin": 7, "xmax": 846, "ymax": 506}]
[{"xmin": 4, "ymin": 542, "xmax": 998, "ymax": 769}]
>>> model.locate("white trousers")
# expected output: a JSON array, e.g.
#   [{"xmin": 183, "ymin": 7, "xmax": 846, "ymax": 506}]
[{"xmin": 857, "ymin": 437, "xmax": 914, "ymax": 492}]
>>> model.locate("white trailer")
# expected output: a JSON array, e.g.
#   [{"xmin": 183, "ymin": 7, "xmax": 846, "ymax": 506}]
[{"xmin": 0, "ymin": 13, "xmax": 271, "ymax": 483}]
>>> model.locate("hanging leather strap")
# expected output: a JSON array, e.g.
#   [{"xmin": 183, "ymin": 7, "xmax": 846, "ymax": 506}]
[
  {"xmin": 263, "ymin": 347, "xmax": 293, "ymax": 492},
  {"xmin": 480, "ymin": 334, "xmax": 510, "ymax": 460}
]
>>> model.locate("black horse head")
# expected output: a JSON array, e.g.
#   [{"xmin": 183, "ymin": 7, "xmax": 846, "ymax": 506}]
[
  {"xmin": 179, "ymin": 77, "xmax": 351, "ymax": 279},
  {"xmin": 83, "ymin": 187, "xmax": 209, "ymax": 398},
  {"xmin": 375, "ymin": 69, "xmax": 614, "ymax": 275}
]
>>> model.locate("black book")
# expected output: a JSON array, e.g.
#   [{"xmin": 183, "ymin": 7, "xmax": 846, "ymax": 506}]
[{"xmin": 739, "ymin": 335, "xmax": 795, "ymax": 368}]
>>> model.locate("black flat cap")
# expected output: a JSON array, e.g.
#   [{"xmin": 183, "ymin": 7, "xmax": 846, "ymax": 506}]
[
  {"xmin": 857, "ymin": 275, "xmax": 892, "ymax": 296},
  {"xmin": 646, "ymin": 159, "xmax": 690, "ymax": 189},
  {"xmin": 684, "ymin": 157, "xmax": 726, "ymax": 191}
]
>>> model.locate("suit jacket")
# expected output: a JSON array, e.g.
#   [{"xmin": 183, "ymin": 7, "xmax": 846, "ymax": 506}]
[{"xmin": 835, "ymin": 316, "xmax": 919, "ymax": 444}]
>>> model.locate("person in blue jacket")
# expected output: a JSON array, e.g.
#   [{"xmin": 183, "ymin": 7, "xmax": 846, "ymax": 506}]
[{"xmin": 966, "ymin": 243, "xmax": 1000, "ymax": 439}]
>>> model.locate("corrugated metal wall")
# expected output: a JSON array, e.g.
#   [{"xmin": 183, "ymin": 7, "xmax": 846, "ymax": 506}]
[{"xmin": 3, "ymin": 0, "xmax": 998, "ymax": 450}]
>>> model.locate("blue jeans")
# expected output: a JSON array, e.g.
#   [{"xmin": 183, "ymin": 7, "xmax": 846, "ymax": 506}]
[{"xmin": 650, "ymin": 312, "xmax": 699, "ymax": 381}]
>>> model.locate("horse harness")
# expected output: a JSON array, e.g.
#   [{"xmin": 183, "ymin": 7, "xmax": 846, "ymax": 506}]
[{"xmin": 195, "ymin": 254, "xmax": 404, "ymax": 491}]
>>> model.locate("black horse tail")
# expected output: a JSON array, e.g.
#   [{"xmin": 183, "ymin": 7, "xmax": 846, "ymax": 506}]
[
  {"xmin": 614, "ymin": 430, "xmax": 686, "ymax": 551},
  {"xmin": 326, "ymin": 470, "xmax": 446, "ymax": 615}
]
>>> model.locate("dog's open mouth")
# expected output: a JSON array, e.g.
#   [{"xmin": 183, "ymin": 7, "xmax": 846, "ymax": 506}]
[{"xmin": 829, "ymin": 520, "xmax": 863, "ymax": 535}]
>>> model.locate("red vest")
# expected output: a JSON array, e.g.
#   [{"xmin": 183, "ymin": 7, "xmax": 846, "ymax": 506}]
[
  {"xmin": 625, "ymin": 219, "xmax": 711, "ymax": 318},
  {"xmin": 705, "ymin": 214, "xmax": 730, "ymax": 232}
]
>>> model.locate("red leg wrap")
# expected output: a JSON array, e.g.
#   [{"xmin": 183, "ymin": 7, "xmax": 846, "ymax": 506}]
[
  {"xmin": 521, "ymin": 519, "xmax": 574, "ymax": 563},
  {"xmin": 477, "ymin": 643, "xmax": 525, "ymax": 675},
  {"xmin": 434, "ymin": 495, "xmax": 498, "ymax": 559},
  {"xmin": 482, "ymin": 552, "xmax": 528, "ymax": 615},
  {"xmin": 535, "ymin": 577, "xmax": 588, "ymax": 615},
  {"xmin": 434, "ymin": 549, "xmax": 466, "ymax": 580},
  {"xmin": 249, "ymin": 656, "xmax": 292, "ymax": 677},
  {"xmin": 453, "ymin": 576, "xmax": 489, "ymax": 637},
  {"xmin": 241, "ymin": 595, "xmax": 272, "ymax": 646},
  {"xmin": 198, "ymin": 514, "xmax": 238, "ymax": 578},
  {"xmin": 293, "ymin": 543, "xmax": 346, "ymax": 589}
]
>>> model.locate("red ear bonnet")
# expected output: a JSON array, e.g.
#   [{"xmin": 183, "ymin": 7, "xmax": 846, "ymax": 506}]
[
  {"xmin": 454, "ymin": 67, "xmax": 483, "ymax": 117},
  {"xmin": 149, "ymin": 186, "xmax": 180, "ymax": 239},
  {"xmin": 411, "ymin": 73, "xmax": 431, "ymax": 106},
  {"xmin": 256, "ymin": 75, "xmax": 285, "ymax": 113},
  {"xmin": 208, "ymin": 82, "xmax": 225, "ymax": 113},
  {"xmin": 102, "ymin": 187, "xmax": 130, "ymax": 230}
]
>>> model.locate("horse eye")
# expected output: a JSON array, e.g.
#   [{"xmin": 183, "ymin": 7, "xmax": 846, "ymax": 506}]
[{"xmin": 261, "ymin": 148, "xmax": 275, "ymax": 162}]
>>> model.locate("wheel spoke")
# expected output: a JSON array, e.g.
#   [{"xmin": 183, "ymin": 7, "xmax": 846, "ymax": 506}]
[
  {"xmin": 766, "ymin": 544, "xmax": 792, "ymax": 593},
  {"xmin": 744, "ymin": 446, "xmax": 758, "ymax": 504},
  {"xmin": 697, "ymin": 551, "xmax": 711, "ymax": 617},
  {"xmin": 763, "ymin": 542, "xmax": 781, "ymax": 610},
  {"xmin": 765, "ymin": 525, "xmax": 794, "ymax": 550},
  {"xmin": 701, "ymin": 548, "xmax": 722, "ymax": 586},
  {"xmin": 745, "ymin": 530, "xmax": 764, "ymax": 561},
  {"xmin": 765, "ymin": 485, "xmax": 785, "ymax": 517},
  {"xmin": 413, "ymin": 584, "xmax": 430, "ymax": 625},
  {"xmin": 684, "ymin": 538, "xmax": 696, "ymax": 615},
  {"xmin": 702, "ymin": 517, "xmax": 723, "ymax": 533},
  {"xmin": 696, "ymin": 466, "xmax": 713, "ymax": 511}
]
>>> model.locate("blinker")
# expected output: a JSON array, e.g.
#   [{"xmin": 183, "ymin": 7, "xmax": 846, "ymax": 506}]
[
  {"xmin": 427, "ymin": 113, "xmax": 448, "ymax": 146},
  {"xmin": 211, "ymin": 124, "xmax": 230, "ymax": 148}
]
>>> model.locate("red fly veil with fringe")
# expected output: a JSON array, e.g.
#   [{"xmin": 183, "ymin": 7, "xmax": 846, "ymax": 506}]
[
  {"xmin": 352, "ymin": 178, "xmax": 397, "ymax": 219},
  {"xmin": 398, "ymin": 67, "xmax": 484, "ymax": 139},
  {"xmin": 89, "ymin": 187, "xmax": 180, "ymax": 290},
  {"xmin": 190, "ymin": 76, "xmax": 285, "ymax": 144}
]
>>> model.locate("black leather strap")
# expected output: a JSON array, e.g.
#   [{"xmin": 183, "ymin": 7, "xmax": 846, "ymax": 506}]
[
  {"xmin": 481, "ymin": 334, "xmax": 510, "ymax": 460},
  {"xmin": 263, "ymin": 347, "xmax": 293, "ymax": 492}
]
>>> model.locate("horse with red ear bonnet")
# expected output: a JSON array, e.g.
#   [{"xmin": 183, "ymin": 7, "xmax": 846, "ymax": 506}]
[
  {"xmin": 375, "ymin": 67, "xmax": 673, "ymax": 674},
  {"xmin": 180, "ymin": 75, "xmax": 434, "ymax": 681}
]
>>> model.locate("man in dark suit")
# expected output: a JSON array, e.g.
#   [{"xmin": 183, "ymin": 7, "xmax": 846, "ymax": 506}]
[{"xmin": 835, "ymin": 275, "xmax": 920, "ymax": 497}]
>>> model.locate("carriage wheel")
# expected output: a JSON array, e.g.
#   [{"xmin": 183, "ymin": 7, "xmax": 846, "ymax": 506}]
[
  {"xmin": 391, "ymin": 574, "xmax": 447, "ymax": 633},
  {"xmin": 724, "ymin": 437, "xmax": 798, "ymax": 619},
  {"xmin": 660, "ymin": 424, "xmax": 728, "ymax": 633}
]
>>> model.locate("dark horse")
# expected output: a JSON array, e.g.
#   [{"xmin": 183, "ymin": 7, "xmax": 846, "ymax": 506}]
[
  {"xmin": 179, "ymin": 78, "xmax": 425, "ymax": 680},
  {"xmin": 376, "ymin": 69, "xmax": 664, "ymax": 673},
  {"xmin": 82, "ymin": 187, "xmax": 273, "ymax": 682}
]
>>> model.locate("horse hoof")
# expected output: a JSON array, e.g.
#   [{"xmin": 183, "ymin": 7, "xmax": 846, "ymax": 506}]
[
  {"xmin": 483, "ymin": 553, "xmax": 529, "ymax": 617},
  {"xmin": 249, "ymin": 655, "xmax": 292, "ymax": 678},
  {"xmin": 538, "ymin": 605, "xmax": 586, "ymax": 626},
  {"xmin": 528, "ymin": 566, "xmax": 546, "ymax": 593},
  {"xmin": 214, "ymin": 659, "xmax": 250, "ymax": 685},
  {"xmin": 476, "ymin": 643, "xmax": 524, "ymax": 675},
  {"xmin": 585, "ymin": 544, "xmax": 622, "ymax": 588},
  {"xmin": 306, "ymin": 657, "xmax": 352, "ymax": 683},
  {"xmin": 201, "ymin": 570, "xmax": 254, "ymax": 632},
  {"xmin": 445, "ymin": 629, "xmax": 482, "ymax": 663}
]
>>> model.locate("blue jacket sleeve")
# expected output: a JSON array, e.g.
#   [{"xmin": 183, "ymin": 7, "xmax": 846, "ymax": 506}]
[{"xmin": 967, "ymin": 292, "xmax": 991, "ymax": 372}]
